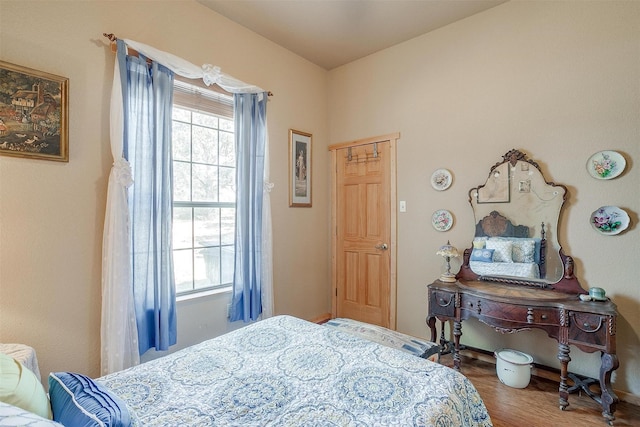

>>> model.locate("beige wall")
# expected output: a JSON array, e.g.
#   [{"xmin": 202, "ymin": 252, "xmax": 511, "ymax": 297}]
[
  {"xmin": 1, "ymin": 0, "xmax": 639, "ymax": 401},
  {"xmin": 0, "ymin": 1, "xmax": 330, "ymax": 378},
  {"xmin": 328, "ymin": 1, "xmax": 639, "ymax": 396}
]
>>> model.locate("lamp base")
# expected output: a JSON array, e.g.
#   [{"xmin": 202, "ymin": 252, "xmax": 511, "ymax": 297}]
[{"xmin": 440, "ymin": 273, "xmax": 457, "ymax": 283}]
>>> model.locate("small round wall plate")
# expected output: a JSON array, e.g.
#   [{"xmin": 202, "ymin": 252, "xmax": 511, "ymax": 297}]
[
  {"xmin": 590, "ymin": 206, "xmax": 629, "ymax": 235},
  {"xmin": 430, "ymin": 168, "xmax": 453, "ymax": 191},
  {"xmin": 586, "ymin": 150, "xmax": 626, "ymax": 180},
  {"xmin": 432, "ymin": 209, "xmax": 453, "ymax": 231}
]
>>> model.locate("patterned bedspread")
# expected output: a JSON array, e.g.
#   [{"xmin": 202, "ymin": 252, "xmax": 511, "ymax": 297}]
[{"xmin": 98, "ymin": 315, "xmax": 492, "ymax": 426}]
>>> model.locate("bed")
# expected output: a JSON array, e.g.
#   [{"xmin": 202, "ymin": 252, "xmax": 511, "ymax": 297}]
[
  {"xmin": 470, "ymin": 211, "xmax": 545, "ymax": 280},
  {"xmin": 1, "ymin": 315, "xmax": 492, "ymax": 426},
  {"xmin": 91, "ymin": 315, "xmax": 491, "ymax": 426}
]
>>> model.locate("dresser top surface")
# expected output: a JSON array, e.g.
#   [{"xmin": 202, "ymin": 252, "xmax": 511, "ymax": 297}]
[{"xmin": 429, "ymin": 279, "xmax": 617, "ymax": 314}]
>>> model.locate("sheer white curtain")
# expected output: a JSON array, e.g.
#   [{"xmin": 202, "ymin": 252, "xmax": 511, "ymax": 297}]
[
  {"xmin": 261, "ymin": 125, "xmax": 274, "ymax": 318},
  {"xmin": 101, "ymin": 57, "xmax": 139, "ymax": 375},
  {"xmin": 101, "ymin": 38, "xmax": 273, "ymax": 374}
]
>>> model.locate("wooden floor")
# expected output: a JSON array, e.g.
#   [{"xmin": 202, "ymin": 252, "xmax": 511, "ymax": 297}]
[{"xmin": 440, "ymin": 353, "xmax": 640, "ymax": 427}]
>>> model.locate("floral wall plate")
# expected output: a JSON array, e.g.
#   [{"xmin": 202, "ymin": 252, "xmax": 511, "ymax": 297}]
[
  {"xmin": 432, "ymin": 209, "xmax": 453, "ymax": 231},
  {"xmin": 590, "ymin": 206, "xmax": 629, "ymax": 235},
  {"xmin": 430, "ymin": 169, "xmax": 453, "ymax": 191},
  {"xmin": 587, "ymin": 150, "xmax": 626, "ymax": 180}
]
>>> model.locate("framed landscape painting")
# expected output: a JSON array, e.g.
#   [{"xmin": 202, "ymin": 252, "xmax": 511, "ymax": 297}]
[
  {"xmin": 0, "ymin": 61, "xmax": 69, "ymax": 162},
  {"xmin": 289, "ymin": 129, "xmax": 312, "ymax": 207}
]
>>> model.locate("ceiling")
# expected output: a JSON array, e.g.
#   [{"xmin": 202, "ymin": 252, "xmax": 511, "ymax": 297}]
[{"xmin": 198, "ymin": 0, "xmax": 507, "ymax": 70}]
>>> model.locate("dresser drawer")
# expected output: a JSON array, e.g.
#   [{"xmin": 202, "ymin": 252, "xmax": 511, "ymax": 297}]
[
  {"xmin": 460, "ymin": 294, "xmax": 559, "ymax": 326},
  {"xmin": 569, "ymin": 312, "xmax": 611, "ymax": 348},
  {"xmin": 429, "ymin": 289, "xmax": 456, "ymax": 318}
]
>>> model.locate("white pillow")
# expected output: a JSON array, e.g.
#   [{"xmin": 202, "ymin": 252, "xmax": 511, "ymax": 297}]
[
  {"xmin": 0, "ymin": 401, "xmax": 62, "ymax": 426},
  {"xmin": 486, "ymin": 239, "xmax": 513, "ymax": 263},
  {"xmin": 512, "ymin": 239, "xmax": 536, "ymax": 263}
]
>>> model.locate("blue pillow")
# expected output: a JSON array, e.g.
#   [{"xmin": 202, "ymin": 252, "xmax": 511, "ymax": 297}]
[
  {"xmin": 471, "ymin": 248, "xmax": 494, "ymax": 263},
  {"xmin": 48, "ymin": 372, "xmax": 131, "ymax": 427}
]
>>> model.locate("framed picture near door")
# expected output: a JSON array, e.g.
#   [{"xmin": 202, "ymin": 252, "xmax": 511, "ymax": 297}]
[{"xmin": 289, "ymin": 129, "xmax": 312, "ymax": 207}]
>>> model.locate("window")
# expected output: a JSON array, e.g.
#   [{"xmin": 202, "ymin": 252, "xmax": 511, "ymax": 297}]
[{"xmin": 171, "ymin": 80, "xmax": 235, "ymax": 296}]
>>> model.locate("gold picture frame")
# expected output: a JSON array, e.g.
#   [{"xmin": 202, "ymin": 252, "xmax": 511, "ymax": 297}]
[
  {"xmin": 289, "ymin": 129, "xmax": 312, "ymax": 207},
  {"xmin": 0, "ymin": 60, "xmax": 69, "ymax": 162}
]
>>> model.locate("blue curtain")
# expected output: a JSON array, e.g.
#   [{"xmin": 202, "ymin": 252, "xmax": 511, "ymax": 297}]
[
  {"xmin": 117, "ymin": 41, "xmax": 177, "ymax": 354},
  {"xmin": 229, "ymin": 92, "xmax": 268, "ymax": 322}
]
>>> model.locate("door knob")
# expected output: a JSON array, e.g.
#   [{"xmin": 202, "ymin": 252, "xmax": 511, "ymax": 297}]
[{"xmin": 375, "ymin": 243, "xmax": 389, "ymax": 250}]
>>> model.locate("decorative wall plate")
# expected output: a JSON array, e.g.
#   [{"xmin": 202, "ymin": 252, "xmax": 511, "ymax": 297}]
[
  {"xmin": 432, "ymin": 209, "xmax": 453, "ymax": 232},
  {"xmin": 430, "ymin": 168, "xmax": 453, "ymax": 191},
  {"xmin": 590, "ymin": 206, "xmax": 629, "ymax": 235},
  {"xmin": 586, "ymin": 150, "xmax": 626, "ymax": 180}
]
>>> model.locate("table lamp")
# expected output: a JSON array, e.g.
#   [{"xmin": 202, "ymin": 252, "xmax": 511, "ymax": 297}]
[{"xmin": 436, "ymin": 241, "xmax": 459, "ymax": 283}]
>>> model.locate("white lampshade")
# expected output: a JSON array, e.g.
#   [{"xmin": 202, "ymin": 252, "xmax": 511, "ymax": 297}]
[{"xmin": 436, "ymin": 241, "xmax": 459, "ymax": 258}]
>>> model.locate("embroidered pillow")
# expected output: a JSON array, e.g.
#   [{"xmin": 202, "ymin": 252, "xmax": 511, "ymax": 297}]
[
  {"xmin": 470, "ymin": 248, "xmax": 494, "ymax": 263},
  {"xmin": 486, "ymin": 239, "xmax": 513, "ymax": 263},
  {"xmin": 511, "ymin": 239, "xmax": 536, "ymax": 263}
]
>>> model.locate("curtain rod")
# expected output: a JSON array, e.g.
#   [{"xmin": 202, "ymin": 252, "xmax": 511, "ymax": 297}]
[{"xmin": 103, "ymin": 33, "xmax": 273, "ymax": 97}]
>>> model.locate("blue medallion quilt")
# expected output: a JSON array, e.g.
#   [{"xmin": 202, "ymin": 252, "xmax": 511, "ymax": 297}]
[{"xmin": 98, "ymin": 315, "xmax": 492, "ymax": 426}]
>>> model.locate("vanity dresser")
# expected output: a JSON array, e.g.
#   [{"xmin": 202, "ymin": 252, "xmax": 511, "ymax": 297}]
[{"xmin": 426, "ymin": 150, "xmax": 619, "ymax": 424}]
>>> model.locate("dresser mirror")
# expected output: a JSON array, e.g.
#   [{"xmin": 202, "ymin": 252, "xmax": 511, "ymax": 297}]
[{"xmin": 459, "ymin": 149, "xmax": 582, "ymax": 293}]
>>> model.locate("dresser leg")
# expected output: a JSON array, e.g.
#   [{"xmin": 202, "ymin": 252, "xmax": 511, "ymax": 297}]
[
  {"xmin": 453, "ymin": 320, "xmax": 462, "ymax": 370},
  {"xmin": 599, "ymin": 352, "xmax": 619, "ymax": 424},
  {"xmin": 557, "ymin": 343, "xmax": 571, "ymax": 410},
  {"xmin": 426, "ymin": 316, "xmax": 437, "ymax": 342}
]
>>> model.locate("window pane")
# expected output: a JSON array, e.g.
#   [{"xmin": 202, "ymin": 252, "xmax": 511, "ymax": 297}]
[
  {"xmin": 195, "ymin": 247, "xmax": 220, "ymax": 288},
  {"xmin": 172, "ymin": 107, "xmax": 191, "ymax": 123},
  {"xmin": 219, "ymin": 131, "xmax": 235, "ymax": 167},
  {"xmin": 221, "ymin": 245, "xmax": 234, "ymax": 284},
  {"xmin": 192, "ymin": 125, "xmax": 218, "ymax": 165},
  {"xmin": 173, "ymin": 161, "xmax": 191, "ymax": 202},
  {"xmin": 172, "ymin": 81, "xmax": 235, "ymax": 295},
  {"xmin": 219, "ymin": 167, "xmax": 235, "ymax": 203},
  {"xmin": 174, "ymin": 249, "xmax": 194, "ymax": 294},
  {"xmin": 220, "ymin": 117, "xmax": 233, "ymax": 132},
  {"xmin": 172, "ymin": 121, "xmax": 191, "ymax": 162},
  {"xmin": 192, "ymin": 164, "xmax": 218, "ymax": 202},
  {"xmin": 194, "ymin": 208, "xmax": 220, "ymax": 248},
  {"xmin": 173, "ymin": 207, "xmax": 193, "ymax": 250},
  {"xmin": 221, "ymin": 208, "xmax": 235, "ymax": 245},
  {"xmin": 192, "ymin": 111, "xmax": 218, "ymax": 128}
]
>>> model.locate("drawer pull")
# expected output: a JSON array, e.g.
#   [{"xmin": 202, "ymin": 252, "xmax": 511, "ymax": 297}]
[
  {"xmin": 571, "ymin": 314, "xmax": 604, "ymax": 333},
  {"xmin": 541, "ymin": 314, "xmax": 548, "ymax": 320}
]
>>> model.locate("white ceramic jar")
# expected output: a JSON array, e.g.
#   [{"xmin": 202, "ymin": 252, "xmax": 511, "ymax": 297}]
[{"xmin": 494, "ymin": 349, "xmax": 533, "ymax": 388}]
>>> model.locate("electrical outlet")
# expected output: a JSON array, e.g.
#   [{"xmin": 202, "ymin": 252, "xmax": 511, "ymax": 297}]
[{"xmin": 399, "ymin": 200, "xmax": 407, "ymax": 212}]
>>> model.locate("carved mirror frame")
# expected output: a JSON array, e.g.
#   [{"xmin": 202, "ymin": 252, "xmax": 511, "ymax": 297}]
[{"xmin": 457, "ymin": 149, "xmax": 586, "ymax": 295}]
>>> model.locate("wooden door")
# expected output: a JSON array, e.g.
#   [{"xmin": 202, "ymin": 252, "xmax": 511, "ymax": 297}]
[{"xmin": 330, "ymin": 133, "xmax": 398, "ymax": 329}]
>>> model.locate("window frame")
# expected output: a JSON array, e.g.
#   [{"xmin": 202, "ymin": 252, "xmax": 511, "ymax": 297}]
[{"xmin": 171, "ymin": 79, "xmax": 235, "ymax": 298}]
